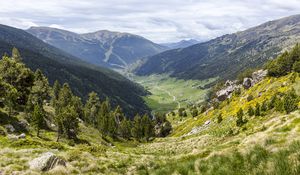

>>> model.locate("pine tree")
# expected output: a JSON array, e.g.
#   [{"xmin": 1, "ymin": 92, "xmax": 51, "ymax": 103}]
[
  {"xmin": 12, "ymin": 47, "xmax": 22, "ymax": 61},
  {"xmin": 255, "ymin": 103, "xmax": 261, "ymax": 116},
  {"xmin": 236, "ymin": 108, "xmax": 244, "ymax": 127},
  {"xmin": 59, "ymin": 105, "xmax": 79, "ymax": 140},
  {"xmin": 0, "ymin": 55, "xmax": 34, "ymax": 107},
  {"xmin": 84, "ymin": 92, "xmax": 101, "ymax": 126},
  {"xmin": 217, "ymin": 113, "xmax": 223, "ymax": 123},
  {"xmin": 30, "ymin": 69, "xmax": 50, "ymax": 107},
  {"xmin": 51, "ymin": 80, "xmax": 61, "ymax": 107},
  {"xmin": 141, "ymin": 114, "xmax": 154, "ymax": 141},
  {"xmin": 268, "ymin": 95, "xmax": 277, "ymax": 110},
  {"xmin": 283, "ymin": 89, "xmax": 299, "ymax": 114},
  {"xmin": 119, "ymin": 119, "xmax": 132, "ymax": 139},
  {"xmin": 98, "ymin": 99, "xmax": 110, "ymax": 135},
  {"xmin": 248, "ymin": 106, "xmax": 255, "ymax": 116},
  {"xmin": 32, "ymin": 104, "xmax": 44, "ymax": 137},
  {"xmin": 275, "ymin": 98, "xmax": 284, "ymax": 112},
  {"xmin": 131, "ymin": 114, "xmax": 142, "ymax": 140},
  {"xmin": 191, "ymin": 108, "xmax": 198, "ymax": 117}
]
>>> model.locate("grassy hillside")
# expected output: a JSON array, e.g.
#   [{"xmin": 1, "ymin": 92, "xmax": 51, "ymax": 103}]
[{"xmin": 2, "ymin": 71, "xmax": 300, "ymax": 174}]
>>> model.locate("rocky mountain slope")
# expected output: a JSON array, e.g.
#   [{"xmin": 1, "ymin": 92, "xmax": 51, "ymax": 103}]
[
  {"xmin": 135, "ymin": 14, "xmax": 300, "ymax": 80},
  {"xmin": 0, "ymin": 24, "xmax": 149, "ymax": 116},
  {"xmin": 161, "ymin": 39, "xmax": 199, "ymax": 49},
  {"xmin": 27, "ymin": 27, "xmax": 167, "ymax": 69}
]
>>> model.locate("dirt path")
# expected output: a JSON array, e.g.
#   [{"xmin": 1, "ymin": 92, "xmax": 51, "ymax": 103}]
[{"xmin": 154, "ymin": 86, "xmax": 181, "ymax": 109}]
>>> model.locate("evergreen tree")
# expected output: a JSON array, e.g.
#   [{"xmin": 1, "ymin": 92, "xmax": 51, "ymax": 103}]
[
  {"xmin": 51, "ymin": 80, "xmax": 61, "ymax": 107},
  {"xmin": 283, "ymin": 89, "xmax": 299, "ymax": 114},
  {"xmin": 84, "ymin": 92, "xmax": 101, "ymax": 126},
  {"xmin": 71, "ymin": 96, "xmax": 84, "ymax": 120},
  {"xmin": 191, "ymin": 108, "xmax": 198, "ymax": 117},
  {"xmin": 32, "ymin": 104, "xmax": 44, "ymax": 137},
  {"xmin": 12, "ymin": 47, "xmax": 22, "ymax": 61},
  {"xmin": 0, "ymin": 55, "xmax": 34, "ymax": 107},
  {"xmin": 141, "ymin": 114, "xmax": 154, "ymax": 141},
  {"xmin": 59, "ymin": 105, "xmax": 79, "ymax": 140},
  {"xmin": 98, "ymin": 98, "xmax": 110, "ymax": 135},
  {"xmin": 30, "ymin": 69, "xmax": 50, "ymax": 107},
  {"xmin": 248, "ymin": 106, "xmax": 255, "ymax": 116},
  {"xmin": 236, "ymin": 108, "xmax": 244, "ymax": 127},
  {"xmin": 255, "ymin": 103, "xmax": 261, "ymax": 116},
  {"xmin": 268, "ymin": 95, "xmax": 277, "ymax": 110},
  {"xmin": 275, "ymin": 97, "xmax": 285, "ymax": 112},
  {"xmin": 119, "ymin": 119, "xmax": 132, "ymax": 139},
  {"xmin": 217, "ymin": 113, "xmax": 223, "ymax": 123},
  {"xmin": 131, "ymin": 114, "xmax": 142, "ymax": 140}
]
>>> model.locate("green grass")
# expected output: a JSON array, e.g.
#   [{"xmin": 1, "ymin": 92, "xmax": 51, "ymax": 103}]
[{"xmin": 132, "ymin": 74, "xmax": 216, "ymax": 113}]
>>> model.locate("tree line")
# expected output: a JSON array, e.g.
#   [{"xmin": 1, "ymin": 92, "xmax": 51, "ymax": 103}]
[{"xmin": 0, "ymin": 48, "xmax": 172, "ymax": 142}]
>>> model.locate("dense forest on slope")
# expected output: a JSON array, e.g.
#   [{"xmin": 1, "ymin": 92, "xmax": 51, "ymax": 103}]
[
  {"xmin": 0, "ymin": 24, "xmax": 150, "ymax": 116},
  {"xmin": 135, "ymin": 14, "xmax": 300, "ymax": 80}
]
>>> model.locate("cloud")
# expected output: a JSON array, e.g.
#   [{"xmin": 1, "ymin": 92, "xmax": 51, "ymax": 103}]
[{"xmin": 0, "ymin": 0, "xmax": 299, "ymax": 42}]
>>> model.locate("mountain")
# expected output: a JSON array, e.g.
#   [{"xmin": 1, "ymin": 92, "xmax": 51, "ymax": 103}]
[
  {"xmin": 161, "ymin": 39, "xmax": 199, "ymax": 49},
  {"xmin": 135, "ymin": 14, "xmax": 300, "ymax": 80},
  {"xmin": 0, "ymin": 24, "xmax": 149, "ymax": 116},
  {"xmin": 27, "ymin": 27, "xmax": 167, "ymax": 69}
]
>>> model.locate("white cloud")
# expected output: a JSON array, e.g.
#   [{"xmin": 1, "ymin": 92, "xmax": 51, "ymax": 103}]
[{"xmin": 0, "ymin": 0, "xmax": 299, "ymax": 42}]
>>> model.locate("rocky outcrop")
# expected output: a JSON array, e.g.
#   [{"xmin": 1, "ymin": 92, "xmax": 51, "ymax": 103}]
[
  {"xmin": 29, "ymin": 152, "xmax": 66, "ymax": 171},
  {"xmin": 7, "ymin": 133, "xmax": 26, "ymax": 141},
  {"xmin": 243, "ymin": 70, "xmax": 268, "ymax": 89},
  {"xmin": 216, "ymin": 80, "xmax": 241, "ymax": 101}
]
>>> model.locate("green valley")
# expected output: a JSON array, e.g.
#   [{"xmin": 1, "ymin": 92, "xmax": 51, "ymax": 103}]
[{"xmin": 130, "ymin": 74, "xmax": 216, "ymax": 113}]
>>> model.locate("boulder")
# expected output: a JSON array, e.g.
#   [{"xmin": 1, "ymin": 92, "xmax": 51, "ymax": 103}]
[
  {"xmin": 4, "ymin": 124, "xmax": 15, "ymax": 133},
  {"xmin": 243, "ymin": 77, "xmax": 253, "ymax": 89},
  {"xmin": 29, "ymin": 152, "xmax": 66, "ymax": 171},
  {"xmin": 216, "ymin": 82, "xmax": 241, "ymax": 101},
  {"xmin": 252, "ymin": 70, "xmax": 267, "ymax": 84}
]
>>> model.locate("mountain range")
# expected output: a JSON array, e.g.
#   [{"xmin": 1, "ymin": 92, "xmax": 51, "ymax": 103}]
[
  {"xmin": 0, "ymin": 24, "xmax": 149, "ymax": 116},
  {"xmin": 161, "ymin": 39, "xmax": 199, "ymax": 49},
  {"xmin": 135, "ymin": 14, "xmax": 300, "ymax": 80},
  {"xmin": 27, "ymin": 27, "xmax": 167, "ymax": 69}
]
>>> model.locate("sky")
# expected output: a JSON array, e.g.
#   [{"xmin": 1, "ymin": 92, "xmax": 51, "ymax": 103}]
[{"xmin": 0, "ymin": 0, "xmax": 300, "ymax": 43}]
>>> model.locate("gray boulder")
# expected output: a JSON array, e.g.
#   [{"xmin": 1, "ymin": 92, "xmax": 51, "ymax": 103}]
[
  {"xmin": 4, "ymin": 124, "xmax": 15, "ymax": 133},
  {"xmin": 29, "ymin": 152, "xmax": 66, "ymax": 171},
  {"xmin": 216, "ymin": 81, "xmax": 241, "ymax": 101},
  {"xmin": 243, "ymin": 77, "xmax": 253, "ymax": 89},
  {"xmin": 252, "ymin": 70, "xmax": 267, "ymax": 84}
]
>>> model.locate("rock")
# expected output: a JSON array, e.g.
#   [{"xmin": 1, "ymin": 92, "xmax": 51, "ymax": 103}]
[
  {"xmin": 29, "ymin": 152, "xmax": 66, "ymax": 171},
  {"xmin": 7, "ymin": 134, "xmax": 19, "ymax": 141},
  {"xmin": 18, "ymin": 133, "xmax": 26, "ymax": 139},
  {"xmin": 243, "ymin": 77, "xmax": 253, "ymax": 89},
  {"xmin": 252, "ymin": 70, "xmax": 267, "ymax": 84},
  {"xmin": 204, "ymin": 120, "xmax": 211, "ymax": 126},
  {"xmin": 4, "ymin": 124, "xmax": 15, "ymax": 133},
  {"xmin": 216, "ymin": 81, "xmax": 241, "ymax": 101},
  {"xmin": 17, "ymin": 120, "xmax": 30, "ymax": 131}
]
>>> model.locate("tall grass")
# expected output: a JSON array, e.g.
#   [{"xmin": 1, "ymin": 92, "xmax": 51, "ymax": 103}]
[{"xmin": 139, "ymin": 141, "xmax": 300, "ymax": 175}]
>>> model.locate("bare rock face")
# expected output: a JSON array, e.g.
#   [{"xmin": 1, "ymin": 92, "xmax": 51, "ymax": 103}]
[
  {"xmin": 252, "ymin": 70, "xmax": 268, "ymax": 84},
  {"xmin": 29, "ymin": 152, "xmax": 66, "ymax": 171},
  {"xmin": 242, "ymin": 69, "xmax": 268, "ymax": 89},
  {"xmin": 216, "ymin": 80, "xmax": 241, "ymax": 101}
]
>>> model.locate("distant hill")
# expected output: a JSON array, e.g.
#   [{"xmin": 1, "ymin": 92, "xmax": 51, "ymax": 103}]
[
  {"xmin": 161, "ymin": 39, "xmax": 199, "ymax": 49},
  {"xmin": 27, "ymin": 27, "xmax": 167, "ymax": 69},
  {"xmin": 135, "ymin": 14, "xmax": 300, "ymax": 80},
  {"xmin": 0, "ymin": 24, "xmax": 149, "ymax": 116}
]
